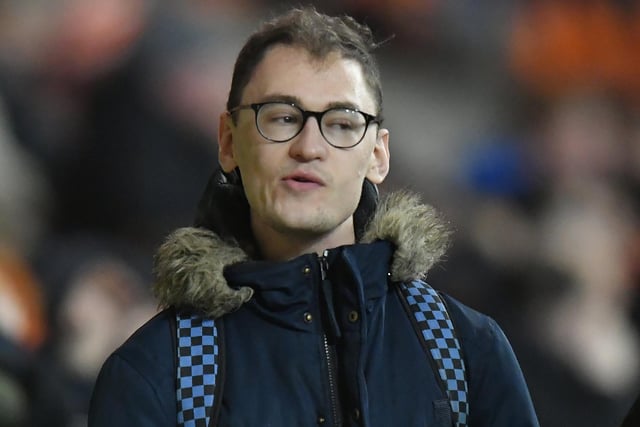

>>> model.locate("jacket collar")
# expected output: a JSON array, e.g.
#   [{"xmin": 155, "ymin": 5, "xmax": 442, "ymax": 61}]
[{"xmin": 153, "ymin": 188, "xmax": 451, "ymax": 318}]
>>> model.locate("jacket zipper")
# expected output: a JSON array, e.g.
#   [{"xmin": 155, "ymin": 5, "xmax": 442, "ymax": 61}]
[
  {"xmin": 324, "ymin": 334, "xmax": 341, "ymax": 426},
  {"xmin": 319, "ymin": 251, "xmax": 342, "ymax": 426}
]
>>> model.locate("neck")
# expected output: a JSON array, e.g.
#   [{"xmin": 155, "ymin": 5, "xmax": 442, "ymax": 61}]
[{"xmin": 251, "ymin": 216, "xmax": 356, "ymax": 261}]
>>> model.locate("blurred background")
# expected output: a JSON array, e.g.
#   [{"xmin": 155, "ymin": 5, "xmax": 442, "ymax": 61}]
[{"xmin": 1, "ymin": 0, "xmax": 639, "ymax": 426}]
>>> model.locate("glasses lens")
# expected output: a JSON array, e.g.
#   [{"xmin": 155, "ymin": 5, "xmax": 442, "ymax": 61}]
[
  {"xmin": 256, "ymin": 103, "xmax": 303, "ymax": 142},
  {"xmin": 321, "ymin": 109, "xmax": 367, "ymax": 147}
]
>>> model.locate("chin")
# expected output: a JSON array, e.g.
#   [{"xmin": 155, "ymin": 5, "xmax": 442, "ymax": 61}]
[
  {"xmin": 283, "ymin": 220, "xmax": 333, "ymax": 235},
  {"xmin": 275, "ymin": 214, "xmax": 337, "ymax": 235}
]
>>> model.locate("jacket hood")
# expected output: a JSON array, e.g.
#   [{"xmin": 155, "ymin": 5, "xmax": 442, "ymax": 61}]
[{"xmin": 153, "ymin": 174, "xmax": 451, "ymax": 318}]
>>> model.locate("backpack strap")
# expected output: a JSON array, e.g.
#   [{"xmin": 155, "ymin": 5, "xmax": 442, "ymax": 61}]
[
  {"xmin": 399, "ymin": 280, "xmax": 469, "ymax": 427},
  {"xmin": 176, "ymin": 313, "xmax": 220, "ymax": 427}
]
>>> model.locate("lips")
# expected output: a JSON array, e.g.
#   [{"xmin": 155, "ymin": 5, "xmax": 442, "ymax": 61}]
[{"xmin": 282, "ymin": 171, "xmax": 325, "ymax": 189}]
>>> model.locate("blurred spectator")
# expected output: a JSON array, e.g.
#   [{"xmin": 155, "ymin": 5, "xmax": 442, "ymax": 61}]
[
  {"xmin": 537, "ymin": 184, "xmax": 639, "ymax": 395},
  {"xmin": 518, "ymin": 183, "xmax": 640, "ymax": 427},
  {"xmin": 34, "ymin": 235, "xmax": 156, "ymax": 427}
]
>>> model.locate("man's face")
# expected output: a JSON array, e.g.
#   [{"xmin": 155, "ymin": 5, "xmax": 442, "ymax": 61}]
[{"xmin": 219, "ymin": 45, "xmax": 389, "ymax": 247}]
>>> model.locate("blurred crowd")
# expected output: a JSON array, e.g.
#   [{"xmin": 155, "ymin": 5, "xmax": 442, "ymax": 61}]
[{"xmin": 1, "ymin": 1, "xmax": 639, "ymax": 426}]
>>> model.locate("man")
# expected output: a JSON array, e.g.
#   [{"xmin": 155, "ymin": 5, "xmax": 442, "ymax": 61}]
[{"xmin": 89, "ymin": 7, "xmax": 539, "ymax": 426}]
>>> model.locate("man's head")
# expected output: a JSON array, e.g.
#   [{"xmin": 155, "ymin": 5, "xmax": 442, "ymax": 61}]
[
  {"xmin": 218, "ymin": 7, "xmax": 390, "ymax": 260},
  {"xmin": 226, "ymin": 7, "xmax": 383, "ymax": 116}
]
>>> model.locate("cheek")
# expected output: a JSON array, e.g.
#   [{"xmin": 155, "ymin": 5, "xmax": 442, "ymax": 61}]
[
  {"xmin": 233, "ymin": 143, "xmax": 275, "ymax": 202},
  {"xmin": 233, "ymin": 140, "xmax": 263, "ymax": 179},
  {"xmin": 337, "ymin": 154, "xmax": 371, "ymax": 201},
  {"xmin": 231, "ymin": 123, "xmax": 264, "ymax": 165},
  {"xmin": 356, "ymin": 162, "xmax": 369, "ymax": 179},
  {"xmin": 351, "ymin": 148, "xmax": 375, "ymax": 179}
]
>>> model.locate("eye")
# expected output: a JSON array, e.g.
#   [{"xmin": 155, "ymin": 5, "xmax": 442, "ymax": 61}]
[
  {"xmin": 272, "ymin": 114, "xmax": 299, "ymax": 124},
  {"xmin": 325, "ymin": 119, "xmax": 356, "ymax": 131},
  {"xmin": 323, "ymin": 109, "xmax": 364, "ymax": 132},
  {"xmin": 260, "ymin": 104, "xmax": 301, "ymax": 126}
]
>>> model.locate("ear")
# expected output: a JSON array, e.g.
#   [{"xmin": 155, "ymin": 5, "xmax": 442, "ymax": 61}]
[
  {"xmin": 366, "ymin": 127, "xmax": 390, "ymax": 184},
  {"xmin": 218, "ymin": 112, "xmax": 238, "ymax": 173}
]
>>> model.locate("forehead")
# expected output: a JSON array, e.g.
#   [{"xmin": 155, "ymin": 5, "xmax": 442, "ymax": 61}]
[{"xmin": 241, "ymin": 44, "xmax": 376, "ymax": 112}]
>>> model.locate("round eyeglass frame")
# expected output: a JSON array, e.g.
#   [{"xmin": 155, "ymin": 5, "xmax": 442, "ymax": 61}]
[{"xmin": 228, "ymin": 102, "xmax": 381, "ymax": 149}]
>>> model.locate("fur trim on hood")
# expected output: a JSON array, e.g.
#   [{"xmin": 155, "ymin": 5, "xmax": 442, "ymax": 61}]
[{"xmin": 153, "ymin": 191, "xmax": 451, "ymax": 318}]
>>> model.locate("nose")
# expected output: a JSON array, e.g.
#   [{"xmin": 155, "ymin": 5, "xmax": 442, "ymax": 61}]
[{"xmin": 288, "ymin": 116, "xmax": 328, "ymax": 161}]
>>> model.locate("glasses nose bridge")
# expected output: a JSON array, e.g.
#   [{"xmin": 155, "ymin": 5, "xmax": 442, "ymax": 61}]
[
  {"xmin": 300, "ymin": 109, "xmax": 325, "ymax": 131},
  {"xmin": 298, "ymin": 109, "xmax": 327, "ymax": 139}
]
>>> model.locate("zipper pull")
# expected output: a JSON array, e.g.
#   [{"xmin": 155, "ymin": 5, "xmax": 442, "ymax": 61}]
[
  {"xmin": 318, "ymin": 251, "xmax": 341, "ymax": 342},
  {"xmin": 319, "ymin": 250, "xmax": 329, "ymax": 281}
]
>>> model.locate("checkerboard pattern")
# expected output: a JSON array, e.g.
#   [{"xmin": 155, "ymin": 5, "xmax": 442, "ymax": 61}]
[
  {"xmin": 402, "ymin": 281, "xmax": 469, "ymax": 427},
  {"xmin": 176, "ymin": 314, "xmax": 218, "ymax": 427}
]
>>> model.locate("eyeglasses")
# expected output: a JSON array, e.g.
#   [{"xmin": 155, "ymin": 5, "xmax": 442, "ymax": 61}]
[{"xmin": 229, "ymin": 102, "xmax": 381, "ymax": 149}]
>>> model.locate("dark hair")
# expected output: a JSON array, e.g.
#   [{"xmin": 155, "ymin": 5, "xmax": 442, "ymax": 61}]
[{"xmin": 226, "ymin": 7, "xmax": 383, "ymax": 117}]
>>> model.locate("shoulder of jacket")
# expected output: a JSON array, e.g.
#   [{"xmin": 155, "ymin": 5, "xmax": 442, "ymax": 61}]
[
  {"xmin": 438, "ymin": 292, "xmax": 506, "ymax": 355},
  {"xmin": 110, "ymin": 309, "xmax": 176, "ymax": 377}
]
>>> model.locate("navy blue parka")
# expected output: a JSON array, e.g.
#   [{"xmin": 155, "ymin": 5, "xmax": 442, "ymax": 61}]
[{"xmin": 89, "ymin": 174, "xmax": 539, "ymax": 427}]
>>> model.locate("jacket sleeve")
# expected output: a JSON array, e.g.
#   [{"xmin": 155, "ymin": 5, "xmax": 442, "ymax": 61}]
[
  {"xmin": 89, "ymin": 352, "xmax": 175, "ymax": 427},
  {"xmin": 467, "ymin": 317, "xmax": 540, "ymax": 427}
]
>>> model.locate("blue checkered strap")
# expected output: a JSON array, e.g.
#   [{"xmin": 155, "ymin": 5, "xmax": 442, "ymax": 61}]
[
  {"xmin": 176, "ymin": 313, "xmax": 219, "ymax": 427},
  {"xmin": 400, "ymin": 280, "xmax": 469, "ymax": 427}
]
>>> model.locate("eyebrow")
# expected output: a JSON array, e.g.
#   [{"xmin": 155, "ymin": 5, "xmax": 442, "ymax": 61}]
[{"xmin": 257, "ymin": 94, "xmax": 362, "ymax": 112}]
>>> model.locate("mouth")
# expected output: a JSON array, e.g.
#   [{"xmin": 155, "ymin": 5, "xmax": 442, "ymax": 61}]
[{"xmin": 282, "ymin": 171, "xmax": 325, "ymax": 188}]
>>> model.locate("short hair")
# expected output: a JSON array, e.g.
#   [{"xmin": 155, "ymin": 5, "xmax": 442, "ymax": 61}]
[{"xmin": 226, "ymin": 7, "xmax": 383, "ymax": 117}]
